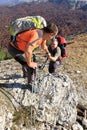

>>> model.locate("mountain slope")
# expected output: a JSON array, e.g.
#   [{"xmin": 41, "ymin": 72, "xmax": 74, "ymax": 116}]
[
  {"xmin": 0, "ymin": 32, "xmax": 87, "ymax": 130},
  {"xmin": 0, "ymin": 2, "xmax": 87, "ymax": 48},
  {"xmin": 0, "ymin": 0, "xmax": 87, "ymax": 10}
]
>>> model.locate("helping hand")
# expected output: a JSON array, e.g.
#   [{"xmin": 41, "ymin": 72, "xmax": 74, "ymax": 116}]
[
  {"xmin": 46, "ymin": 52, "xmax": 51, "ymax": 59},
  {"xmin": 29, "ymin": 62, "xmax": 37, "ymax": 69}
]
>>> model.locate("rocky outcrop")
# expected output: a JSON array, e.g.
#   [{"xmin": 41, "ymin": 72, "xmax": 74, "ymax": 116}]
[{"xmin": 0, "ymin": 59, "xmax": 87, "ymax": 130}]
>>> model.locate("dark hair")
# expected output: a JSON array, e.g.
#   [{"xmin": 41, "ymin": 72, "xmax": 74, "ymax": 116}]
[
  {"xmin": 51, "ymin": 37, "xmax": 58, "ymax": 42},
  {"xmin": 43, "ymin": 23, "xmax": 58, "ymax": 35}
]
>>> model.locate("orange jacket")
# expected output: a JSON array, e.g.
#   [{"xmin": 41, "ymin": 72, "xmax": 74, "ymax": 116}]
[{"xmin": 10, "ymin": 29, "xmax": 46, "ymax": 51}]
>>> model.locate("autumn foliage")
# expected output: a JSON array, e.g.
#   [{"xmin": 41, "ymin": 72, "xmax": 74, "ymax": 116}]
[{"xmin": 0, "ymin": 1, "xmax": 87, "ymax": 49}]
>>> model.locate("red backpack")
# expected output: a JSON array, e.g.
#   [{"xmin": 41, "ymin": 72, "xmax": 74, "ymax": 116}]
[{"xmin": 56, "ymin": 35, "xmax": 68, "ymax": 58}]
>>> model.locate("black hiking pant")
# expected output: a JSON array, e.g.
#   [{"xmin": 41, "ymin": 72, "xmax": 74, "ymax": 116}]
[
  {"xmin": 8, "ymin": 43, "xmax": 36, "ymax": 84},
  {"xmin": 49, "ymin": 61, "xmax": 61, "ymax": 73}
]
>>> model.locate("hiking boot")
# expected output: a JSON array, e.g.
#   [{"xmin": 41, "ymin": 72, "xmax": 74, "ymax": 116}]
[
  {"xmin": 27, "ymin": 67, "xmax": 36, "ymax": 85},
  {"xmin": 28, "ymin": 83, "xmax": 32, "ymax": 92},
  {"xmin": 22, "ymin": 65, "xmax": 28, "ymax": 78}
]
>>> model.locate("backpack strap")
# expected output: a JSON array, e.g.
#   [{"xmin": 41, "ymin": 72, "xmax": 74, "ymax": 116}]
[{"xmin": 29, "ymin": 29, "xmax": 42, "ymax": 46}]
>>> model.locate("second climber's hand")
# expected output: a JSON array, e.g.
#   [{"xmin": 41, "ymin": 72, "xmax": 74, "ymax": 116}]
[
  {"xmin": 46, "ymin": 52, "xmax": 51, "ymax": 59},
  {"xmin": 29, "ymin": 62, "xmax": 37, "ymax": 69}
]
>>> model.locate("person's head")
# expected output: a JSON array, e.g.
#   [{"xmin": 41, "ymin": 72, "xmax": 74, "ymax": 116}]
[
  {"xmin": 43, "ymin": 23, "xmax": 58, "ymax": 40},
  {"xmin": 50, "ymin": 38, "xmax": 58, "ymax": 49}
]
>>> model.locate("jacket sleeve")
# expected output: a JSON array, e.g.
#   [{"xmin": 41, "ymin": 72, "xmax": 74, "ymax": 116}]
[{"xmin": 55, "ymin": 47, "xmax": 61, "ymax": 58}]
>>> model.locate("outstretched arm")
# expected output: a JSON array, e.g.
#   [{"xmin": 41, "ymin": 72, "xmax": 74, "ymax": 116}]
[
  {"xmin": 46, "ymin": 47, "xmax": 61, "ymax": 62},
  {"xmin": 25, "ymin": 44, "xmax": 37, "ymax": 69},
  {"xmin": 41, "ymin": 41, "xmax": 50, "ymax": 54}
]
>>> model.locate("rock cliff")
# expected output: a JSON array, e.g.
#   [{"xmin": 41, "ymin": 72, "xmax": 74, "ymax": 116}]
[{"xmin": 0, "ymin": 59, "xmax": 87, "ymax": 130}]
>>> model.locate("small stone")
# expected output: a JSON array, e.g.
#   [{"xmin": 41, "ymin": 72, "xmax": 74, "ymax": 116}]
[
  {"xmin": 82, "ymin": 118, "xmax": 87, "ymax": 128},
  {"xmin": 76, "ymin": 70, "xmax": 81, "ymax": 74},
  {"xmin": 72, "ymin": 122, "xmax": 83, "ymax": 130}
]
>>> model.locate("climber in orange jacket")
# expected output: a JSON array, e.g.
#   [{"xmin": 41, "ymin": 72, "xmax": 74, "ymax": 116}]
[{"xmin": 8, "ymin": 23, "xmax": 58, "ymax": 85}]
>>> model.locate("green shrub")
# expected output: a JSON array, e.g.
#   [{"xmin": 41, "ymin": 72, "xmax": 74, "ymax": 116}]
[{"xmin": 0, "ymin": 48, "xmax": 12, "ymax": 61}]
